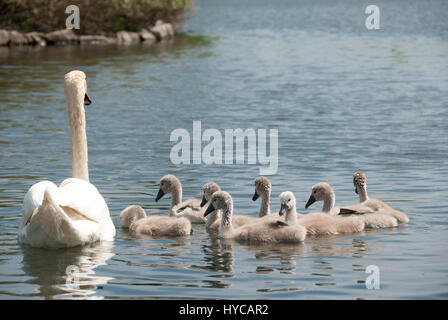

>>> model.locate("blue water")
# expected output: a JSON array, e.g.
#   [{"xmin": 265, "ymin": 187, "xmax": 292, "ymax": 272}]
[{"xmin": 0, "ymin": 0, "xmax": 447, "ymax": 299}]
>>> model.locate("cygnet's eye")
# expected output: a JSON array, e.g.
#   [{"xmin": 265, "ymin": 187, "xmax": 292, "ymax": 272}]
[{"xmin": 287, "ymin": 199, "xmax": 291, "ymax": 202}]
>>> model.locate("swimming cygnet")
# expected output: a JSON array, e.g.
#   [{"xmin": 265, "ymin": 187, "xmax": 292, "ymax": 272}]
[
  {"xmin": 155, "ymin": 174, "xmax": 205, "ymax": 223},
  {"xmin": 201, "ymin": 182, "xmax": 259, "ymax": 230},
  {"xmin": 252, "ymin": 176, "xmax": 278, "ymax": 217},
  {"xmin": 305, "ymin": 182, "xmax": 398, "ymax": 229},
  {"xmin": 120, "ymin": 204, "xmax": 192, "ymax": 236},
  {"xmin": 204, "ymin": 191, "xmax": 306, "ymax": 243},
  {"xmin": 280, "ymin": 191, "xmax": 365, "ymax": 235},
  {"xmin": 352, "ymin": 171, "xmax": 409, "ymax": 224}
]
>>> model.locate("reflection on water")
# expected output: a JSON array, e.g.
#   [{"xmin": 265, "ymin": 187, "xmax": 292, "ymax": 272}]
[
  {"xmin": 20, "ymin": 242, "xmax": 114, "ymax": 299},
  {"xmin": 0, "ymin": 0, "xmax": 447, "ymax": 299}
]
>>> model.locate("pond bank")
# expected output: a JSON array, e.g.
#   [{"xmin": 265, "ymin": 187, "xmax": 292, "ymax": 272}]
[{"xmin": 0, "ymin": 20, "xmax": 175, "ymax": 47}]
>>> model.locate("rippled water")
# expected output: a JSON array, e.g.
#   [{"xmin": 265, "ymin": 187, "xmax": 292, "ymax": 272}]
[{"xmin": 0, "ymin": 0, "xmax": 447, "ymax": 299}]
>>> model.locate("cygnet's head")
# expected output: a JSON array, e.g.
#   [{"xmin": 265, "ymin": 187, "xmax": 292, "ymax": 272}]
[
  {"xmin": 204, "ymin": 191, "xmax": 232, "ymax": 217},
  {"xmin": 353, "ymin": 171, "xmax": 367, "ymax": 194},
  {"xmin": 305, "ymin": 182, "xmax": 334, "ymax": 208},
  {"xmin": 120, "ymin": 205, "xmax": 146, "ymax": 228},
  {"xmin": 252, "ymin": 176, "xmax": 271, "ymax": 201},
  {"xmin": 201, "ymin": 182, "xmax": 221, "ymax": 207},
  {"xmin": 155, "ymin": 174, "xmax": 180, "ymax": 202},
  {"xmin": 279, "ymin": 191, "xmax": 296, "ymax": 216}
]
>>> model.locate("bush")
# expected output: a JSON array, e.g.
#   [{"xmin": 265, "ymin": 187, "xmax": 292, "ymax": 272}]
[{"xmin": 0, "ymin": 0, "xmax": 193, "ymax": 34}]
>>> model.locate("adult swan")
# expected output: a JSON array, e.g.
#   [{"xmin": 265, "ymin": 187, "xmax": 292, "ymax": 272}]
[{"xmin": 18, "ymin": 71, "xmax": 116, "ymax": 248}]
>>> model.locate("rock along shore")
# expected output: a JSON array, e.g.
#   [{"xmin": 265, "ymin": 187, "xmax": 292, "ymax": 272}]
[{"xmin": 0, "ymin": 20, "xmax": 174, "ymax": 47}]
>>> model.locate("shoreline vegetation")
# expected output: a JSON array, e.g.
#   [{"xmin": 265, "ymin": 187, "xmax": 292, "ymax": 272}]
[{"xmin": 0, "ymin": 0, "xmax": 193, "ymax": 46}]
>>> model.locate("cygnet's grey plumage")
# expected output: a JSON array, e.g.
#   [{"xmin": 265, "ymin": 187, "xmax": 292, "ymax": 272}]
[
  {"xmin": 280, "ymin": 191, "xmax": 365, "ymax": 235},
  {"xmin": 305, "ymin": 182, "xmax": 398, "ymax": 229},
  {"xmin": 120, "ymin": 205, "xmax": 191, "ymax": 236},
  {"xmin": 252, "ymin": 176, "xmax": 278, "ymax": 217},
  {"xmin": 156, "ymin": 174, "xmax": 205, "ymax": 223},
  {"xmin": 352, "ymin": 171, "xmax": 409, "ymax": 224},
  {"xmin": 202, "ymin": 182, "xmax": 258, "ymax": 230},
  {"xmin": 205, "ymin": 191, "xmax": 306, "ymax": 243}
]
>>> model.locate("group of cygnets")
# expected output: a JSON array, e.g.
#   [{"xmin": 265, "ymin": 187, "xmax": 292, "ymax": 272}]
[{"xmin": 120, "ymin": 171, "xmax": 410, "ymax": 243}]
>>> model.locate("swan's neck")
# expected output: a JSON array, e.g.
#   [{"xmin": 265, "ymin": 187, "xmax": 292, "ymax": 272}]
[
  {"xmin": 220, "ymin": 204, "xmax": 234, "ymax": 236},
  {"xmin": 171, "ymin": 183, "xmax": 182, "ymax": 208},
  {"xmin": 259, "ymin": 191, "xmax": 270, "ymax": 217},
  {"xmin": 285, "ymin": 205, "xmax": 298, "ymax": 226},
  {"xmin": 68, "ymin": 94, "xmax": 89, "ymax": 182},
  {"xmin": 206, "ymin": 209, "xmax": 221, "ymax": 229},
  {"xmin": 322, "ymin": 191, "xmax": 335, "ymax": 213},
  {"xmin": 358, "ymin": 185, "xmax": 368, "ymax": 203}
]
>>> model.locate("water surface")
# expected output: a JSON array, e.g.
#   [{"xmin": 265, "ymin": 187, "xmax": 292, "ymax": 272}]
[{"xmin": 0, "ymin": 0, "xmax": 447, "ymax": 299}]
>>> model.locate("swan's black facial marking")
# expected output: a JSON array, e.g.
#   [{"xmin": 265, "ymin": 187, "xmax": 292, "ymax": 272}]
[{"xmin": 84, "ymin": 92, "xmax": 92, "ymax": 105}]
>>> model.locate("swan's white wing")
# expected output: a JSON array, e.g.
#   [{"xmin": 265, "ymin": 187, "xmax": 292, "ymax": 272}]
[
  {"xmin": 22, "ymin": 180, "xmax": 58, "ymax": 226},
  {"xmin": 58, "ymin": 178, "xmax": 116, "ymax": 240},
  {"xmin": 20, "ymin": 188, "xmax": 101, "ymax": 247},
  {"xmin": 57, "ymin": 178, "xmax": 109, "ymax": 223}
]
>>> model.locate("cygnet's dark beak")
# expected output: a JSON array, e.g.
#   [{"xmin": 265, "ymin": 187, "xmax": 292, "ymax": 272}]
[
  {"xmin": 279, "ymin": 203, "xmax": 286, "ymax": 216},
  {"xmin": 252, "ymin": 191, "xmax": 259, "ymax": 201},
  {"xmin": 200, "ymin": 195, "xmax": 207, "ymax": 207},
  {"xmin": 84, "ymin": 92, "xmax": 92, "ymax": 105},
  {"xmin": 355, "ymin": 188, "xmax": 358, "ymax": 194},
  {"xmin": 155, "ymin": 188, "xmax": 165, "ymax": 202},
  {"xmin": 204, "ymin": 203, "xmax": 215, "ymax": 217},
  {"xmin": 305, "ymin": 194, "xmax": 316, "ymax": 208}
]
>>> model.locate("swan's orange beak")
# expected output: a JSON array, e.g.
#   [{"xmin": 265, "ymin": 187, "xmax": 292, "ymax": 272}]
[{"xmin": 84, "ymin": 92, "xmax": 92, "ymax": 105}]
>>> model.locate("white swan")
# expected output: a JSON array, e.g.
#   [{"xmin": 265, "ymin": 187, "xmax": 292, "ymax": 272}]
[
  {"xmin": 155, "ymin": 174, "xmax": 205, "ymax": 223},
  {"xmin": 204, "ymin": 191, "xmax": 306, "ymax": 243},
  {"xmin": 279, "ymin": 191, "xmax": 365, "ymax": 235},
  {"xmin": 353, "ymin": 171, "xmax": 409, "ymax": 224},
  {"xmin": 202, "ymin": 182, "xmax": 258, "ymax": 230},
  {"xmin": 18, "ymin": 71, "xmax": 115, "ymax": 248},
  {"xmin": 305, "ymin": 182, "xmax": 398, "ymax": 229},
  {"xmin": 120, "ymin": 205, "xmax": 191, "ymax": 237}
]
